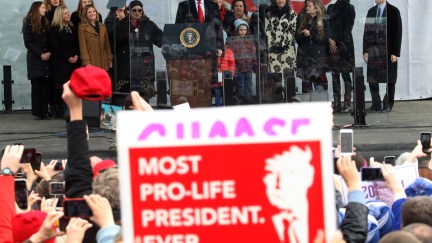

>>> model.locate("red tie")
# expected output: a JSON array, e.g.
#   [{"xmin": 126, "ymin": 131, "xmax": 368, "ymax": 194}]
[{"xmin": 197, "ymin": 0, "xmax": 204, "ymax": 24}]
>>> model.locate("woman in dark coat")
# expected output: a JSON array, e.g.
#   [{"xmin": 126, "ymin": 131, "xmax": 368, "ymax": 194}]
[
  {"xmin": 49, "ymin": 6, "xmax": 80, "ymax": 118},
  {"xmin": 296, "ymin": 0, "xmax": 331, "ymax": 93},
  {"xmin": 22, "ymin": 1, "xmax": 52, "ymax": 120},
  {"xmin": 327, "ymin": 0, "xmax": 355, "ymax": 112},
  {"xmin": 115, "ymin": 0, "xmax": 162, "ymax": 100},
  {"xmin": 105, "ymin": 5, "xmax": 127, "ymax": 91}
]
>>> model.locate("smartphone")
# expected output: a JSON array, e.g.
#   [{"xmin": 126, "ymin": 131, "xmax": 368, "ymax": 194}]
[
  {"xmin": 22, "ymin": 148, "xmax": 36, "ymax": 164},
  {"xmin": 63, "ymin": 198, "xmax": 93, "ymax": 218},
  {"xmin": 384, "ymin": 156, "xmax": 396, "ymax": 166},
  {"xmin": 340, "ymin": 129, "xmax": 354, "ymax": 156},
  {"xmin": 421, "ymin": 132, "xmax": 431, "ymax": 154},
  {"xmin": 49, "ymin": 182, "xmax": 64, "ymax": 195},
  {"xmin": 361, "ymin": 167, "xmax": 385, "ymax": 181},
  {"xmin": 15, "ymin": 178, "xmax": 28, "ymax": 209},
  {"xmin": 33, "ymin": 152, "xmax": 42, "ymax": 169},
  {"xmin": 54, "ymin": 161, "xmax": 63, "ymax": 171}
]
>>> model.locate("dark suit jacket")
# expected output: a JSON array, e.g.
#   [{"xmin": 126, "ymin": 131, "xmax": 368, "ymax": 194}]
[
  {"xmin": 363, "ymin": 2, "xmax": 402, "ymax": 57},
  {"xmin": 363, "ymin": 2, "xmax": 402, "ymax": 83},
  {"xmin": 175, "ymin": 0, "xmax": 221, "ymax": 24}
]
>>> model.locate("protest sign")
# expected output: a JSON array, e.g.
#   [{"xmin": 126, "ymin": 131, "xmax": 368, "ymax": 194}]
[
  {"xmin": 117, "ymin": 103, "xmax": 335, "ymax": 243},
  {"xmin": 336, "ymin": 163, "xmax": 419, "ymax": 206}
]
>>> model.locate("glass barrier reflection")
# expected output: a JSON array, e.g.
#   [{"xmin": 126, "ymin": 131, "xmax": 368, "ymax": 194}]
[{"xmin": 101, "ymin": 0, "xmax": 393, "ymax": 125}]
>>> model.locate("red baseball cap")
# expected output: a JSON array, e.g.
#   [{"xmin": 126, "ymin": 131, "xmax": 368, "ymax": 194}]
[
  {"xmin": 70, "ymin": 66, "xmax": 112, "ymax": 101},
  {"xmin": 93, "ymin": 159, "xmax": 117, "ymax": 179}
]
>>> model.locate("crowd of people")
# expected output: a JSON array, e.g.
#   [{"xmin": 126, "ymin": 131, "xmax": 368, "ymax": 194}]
[
  {"xmin": 1, "ymin": 75, "xmax": 432, "ymax": 242},
  {"xmin": 22, "ymin": 0, "xmax": 401, "ymax": 118}
]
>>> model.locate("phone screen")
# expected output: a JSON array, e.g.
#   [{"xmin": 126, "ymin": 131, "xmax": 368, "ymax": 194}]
[
  {"xmin": 340, "ymin": 131, "xmax": 353, "ymax": 154},
  {"xmin": 54, "ymin": 161, "xmax": 64, "ymax": 171},
  {"xmin": 22, "ymin": 148, "xmax": 36, "ymax": 164},
  {"xmin": 63, "ymin": 199, "xmax": 92, "ymax": 218},
  {"xmin": 15, "ymin": 179, "xmax": 28, "ymax": 209},
  {"xmin": 49, "ymin": 182, "xmax": 64, "ymax": 195},
  {"xmin": 361, "ymin": 168, "xmax": 385, "ymax": 181},
  {"xmin": 384, "ymin": 156, "xmax": 396, "ymax": 166},
  {"xmin": 421, "ymin": 132, "xmax": 431, "ymax": 153}
]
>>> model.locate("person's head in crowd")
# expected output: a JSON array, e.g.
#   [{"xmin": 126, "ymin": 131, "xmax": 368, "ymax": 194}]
[
  {"xmin": 419, "ymin": 167, "xmax": 432, "ymax": 181},
  {"xmin": 366, "ymin": 200, "xmax": 394, "ymax": 238},
  {"xmin": 92, "ymin": 158, "xmax": 117, "ymax": 179},
  {"xmin": 232, "ymin": 0, "xmax": 248, "ymax": 19},
  {"xmin": 402, "ymin": 196, "xmax": 432, "ymax": 227},
  {"xmin": 379, "ymin": 231, "xmax": 421, "ymax": 243},
  {"xmin": 52, "ymin": 5, "xmax": 72, "ymax": 28},
  {"xmin": 306, "ymin": 0, "xmax": 325, "ymax": 18},
  {"xmin": 93, "ymin": 168, "xmax": 120, "ymax": 212},
  {"xmin": 81, "ymin": 5, "xmax": 99, "ymax": 23},
  {"xmin": 12, "ymin": 211, "xmax": 56, "ymax": 243},
  {"xmin": 36, "ymin": 172, "xmax": 64, "ymax": 199},
  {"xmin": 333, "ymin": 153, "xmax": 366, "ymax": 174},
  {"xmin": 129, "ymin": 0, "xmax": 144, "ymax": 20},
  {"xmin": 405, "ymin": 178, "xmax": 432, "ymax": 197},
  {"xmin": 396, "ymin": 152, "xmax": 411, "ymax": 166},
  {"xmin": 77, "ymin": 0, "xmax": 93, "ymax": 12},
  {"xmin": 44, "ymin": 0, "xmax": 65, "ymax": 12},
  {"xmin": 234, "ymin": 19, "xmax": 249, "ymax": 37},
  {"xmin": 24, "ymin": 1, "xmax": 49, "ymax": 33},
  {"xmin": 275, "ymin": 0, "xmax": 291, "ymax": 11},
  {"xmin": 403, "ymin": 223, "xmax": 432, "ymax": 243}
]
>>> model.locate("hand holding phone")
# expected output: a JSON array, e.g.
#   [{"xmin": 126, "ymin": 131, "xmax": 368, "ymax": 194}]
[
  {"xmin": 421, "ymin": 132, "xmax": 431, "ymax": 154},
  {"xmin": 340, "ymin": 129, "xmax": 354, "ymax": 156}
]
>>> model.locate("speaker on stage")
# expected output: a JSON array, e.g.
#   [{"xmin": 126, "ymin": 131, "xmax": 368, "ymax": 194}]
[{"xmin": 65, "ymin": 100, "xmax": 101, "ymax": 128}]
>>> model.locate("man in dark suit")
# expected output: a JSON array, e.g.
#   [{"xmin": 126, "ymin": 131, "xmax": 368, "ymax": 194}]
[
  {"xmin": 175, "ymin": 0, "xmax": 220, "ymax": 24},
  {"xmin": 363, "ymin": 0, "xmax": 402, "ymax": 112},
  {"xmin": 173, "ymin": 0, "xmax": 223, "ymax": 105}
]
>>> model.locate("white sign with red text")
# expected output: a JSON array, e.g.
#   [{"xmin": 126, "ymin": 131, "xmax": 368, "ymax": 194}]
[{"xmin": 117, "ymin": 103, "xmax": 335, "ymax": 243}]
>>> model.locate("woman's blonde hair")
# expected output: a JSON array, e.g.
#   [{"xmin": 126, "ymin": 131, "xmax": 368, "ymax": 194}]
[{"xmin": 52, "ymin": 5, "xmax": 73, "ymax": 29}]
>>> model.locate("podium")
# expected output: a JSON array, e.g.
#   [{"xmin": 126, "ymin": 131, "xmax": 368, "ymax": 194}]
[{"xmin": 162, "ymin": 23, "xmax": 217, "ymax": 108}]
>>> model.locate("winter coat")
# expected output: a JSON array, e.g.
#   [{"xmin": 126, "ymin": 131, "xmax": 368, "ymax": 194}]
[
  {"xmin": 49, "ymin": 25, "xmax": 80, "ymax": 84},
  {"xmin": 22, "ymin": 20, "xmax": 51, "ymax": 80},
  {"xmin": 78, "ymin": 22, "xmax": 112, "ymax": 70},
  {"xmin": 296, "ymin": 14, "xmax": 331, "ymax": 80},
  {"xmin": 327, "ymin": 0, "xmax": 356, "ymax": 73},
  {"xmin": 115, "ymin": 15, "xmax": 163, "ymax": 80},
  {"xmin": 265, "ymin": 5, "xmax": 297, "ymax": 75}
]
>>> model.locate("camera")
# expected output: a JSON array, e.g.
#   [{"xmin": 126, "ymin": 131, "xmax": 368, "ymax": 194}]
[
  {"xmin": 49, "ymin": 182, "xmax": 64, "ymax": 195},
  {"xmin": 63, "ymin": 198, "xmax": 93, "ymax": 218}
]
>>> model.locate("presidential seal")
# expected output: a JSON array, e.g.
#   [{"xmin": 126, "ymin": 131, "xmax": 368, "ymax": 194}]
[{"xmin": 180, "ymin": 27, "xmax": 200, "ymax": 48}]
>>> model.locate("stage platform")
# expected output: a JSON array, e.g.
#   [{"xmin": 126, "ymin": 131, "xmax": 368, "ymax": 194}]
[{"xmin": 0, "ymin": 100, "xmax": 431, "ymax": 163}]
